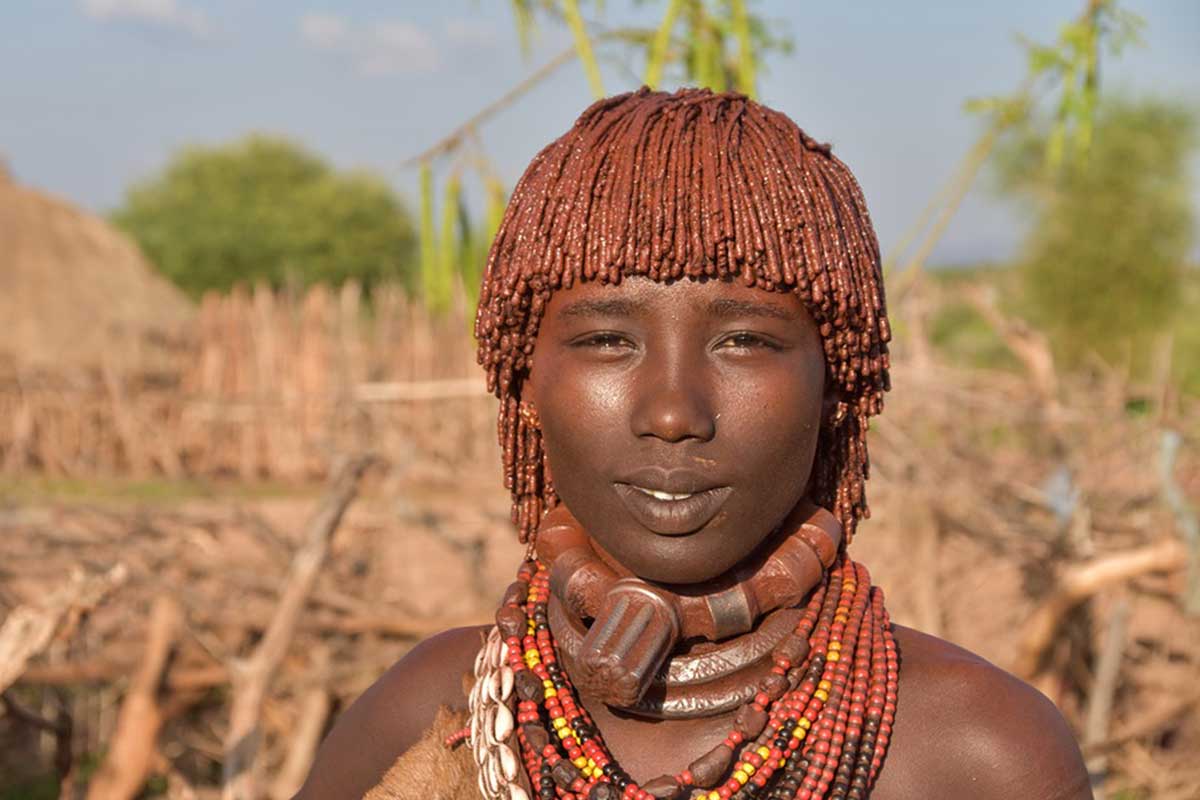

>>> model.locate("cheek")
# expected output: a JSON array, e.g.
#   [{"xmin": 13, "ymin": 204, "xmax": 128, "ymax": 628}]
[
  {"xmin": 531, "ymin": 357, "xmax": 628, "ymax": 473},
  {"xmin": 717, "ymin": 363, "xmax": 824, "ymax": 487}
]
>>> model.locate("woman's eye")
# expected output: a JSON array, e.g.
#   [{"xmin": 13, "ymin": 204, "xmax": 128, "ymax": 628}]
[
  {"xmin": 573, "ymin": 332, "xmax": 634, "ymax": 351},
  {"xmin": 716, "ymin": 332, "xmax": 781, "ymax": 351}
]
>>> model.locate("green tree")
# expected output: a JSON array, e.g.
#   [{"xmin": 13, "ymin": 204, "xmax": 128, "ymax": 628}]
[
  {"xmin": 997, "ymin": 97, "xmax": 1196, "ymax": 367},
  {"xmin": 113, "ymin": 135, "xmax": 415, "ymax": 296}
]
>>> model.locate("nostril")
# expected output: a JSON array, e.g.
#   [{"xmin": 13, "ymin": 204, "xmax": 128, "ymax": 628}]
[{"xmin": 632, "ymin": 389, "xmax": 717, "ymax": 443}]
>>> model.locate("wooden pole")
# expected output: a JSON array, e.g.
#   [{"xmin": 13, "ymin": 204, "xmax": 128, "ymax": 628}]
[
  {"xmin": 221, "ymin": 455, "xmax": 372, "ymax": 800},
  {"xmin": 85, "ymin": 596, "xmax": 183, "ymax": 800},
  {"xmin": 267, "ymin": 648, "xmax": 331, "ymax": 800},
  {"xmin": 1013, "ymin": 540, "xmax": 1186, "ymax": 680}
]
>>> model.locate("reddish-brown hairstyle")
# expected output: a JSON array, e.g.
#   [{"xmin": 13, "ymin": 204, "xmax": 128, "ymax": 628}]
[{"xmin": 475, "ymin": 87, "xmax": 891, "ymax": 548}]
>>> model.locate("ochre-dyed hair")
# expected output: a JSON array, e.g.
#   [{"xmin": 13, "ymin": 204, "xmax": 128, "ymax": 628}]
[{"xmin": 475, "ymin": 86, "xmax": 891, "ymax": 548}]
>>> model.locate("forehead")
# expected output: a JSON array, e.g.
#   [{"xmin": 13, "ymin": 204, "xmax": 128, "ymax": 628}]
[{"xmin": 543, "ymin": 275, "xmax": 814, "ymax": 328}]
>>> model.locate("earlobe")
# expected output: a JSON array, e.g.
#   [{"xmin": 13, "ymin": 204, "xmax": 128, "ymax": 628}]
[
  {"xmin": 517, "ymin": 395, "xmax": 554, "ymax": 493},
  {"xmin": 821, "ymin": 378, "xmax": 845, "ymax": 428},
  {"xmin": 518, "ymin": 400, "xmax": 541, "ymax": 431}
]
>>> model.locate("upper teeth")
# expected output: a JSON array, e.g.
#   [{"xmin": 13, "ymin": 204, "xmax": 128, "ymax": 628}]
[{"xmin": 633, "ymin": 486, "xmax": 695, "ymax": 501}]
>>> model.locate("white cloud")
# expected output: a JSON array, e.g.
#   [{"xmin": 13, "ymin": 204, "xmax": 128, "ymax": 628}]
[
  {"xmin": 444, "ymin": 18, "xmax": 498, "ymax": 48},
  {"xmin": 80, "ymin": 0, "xmax": 213, "ymax": 39},
  {"xmin": 298, "ymin": 12, "xmax": 348, "ymax": 50},
  {"xmin": 361, "ymin": 22, "xmax": 438, "ymax": 74},
  {"xmin": 297, "ymin": 12, "xmax": 438, "ymax": 76}
]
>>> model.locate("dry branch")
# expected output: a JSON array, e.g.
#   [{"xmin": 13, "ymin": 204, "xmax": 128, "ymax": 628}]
[
  {"xmin": 401, "ymin": 45, "xmax": 578, "ymax": 167},
  {"xmin": 221, "ymin": 455, "xmax": 372, "ymax": 800},
  {"xmin": 1082, "ymin": 598, "xmax": 1129, "ymax": 782},
  {"xmin": 85, "ymin": 595, "xmax": 183, "ymax": 800},
  {"xmin": 268, "ymin": 648, "xmax": 331, "ymax": 800},
  {"xmin": 0, "ymin": 564, "xmax": 127, "ymax": 694},
  {"xmin": 962, "ymin": 285, "xmax": 1061, "ymax": 416},
  {"xmin": 1083, "ymin": 689, "xmax": 1200, "ymax": 757},
  {"xmin": 18, "ymin": 661, "xmax": 225, "ymax": 689},
  {"xmin": 2, "ymin": 281, "xmax": 1199, "ymax": 795},
  {"xmin": 1158, "ymin": 429, "xmax": 1200, "ymax": 614},
  {"xmin": 2, "ymin": 690, "xmax": 73, "ymax": 785},
  {"xmin": 1013, "ymin": 540, "xmax": 1187, "ymax": 680},
  {"xmin": 1, "ymin": 691, "xmax": 68, "ymax": 733},
  {"xmin": 16, "ymin": 608, "xmax": 487, "ymax": 692}
]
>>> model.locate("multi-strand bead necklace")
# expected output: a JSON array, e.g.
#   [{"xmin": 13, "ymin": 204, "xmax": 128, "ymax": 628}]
[{"xmin": 465, "ymin": 555, "xmax": 897, "ymax": 800}]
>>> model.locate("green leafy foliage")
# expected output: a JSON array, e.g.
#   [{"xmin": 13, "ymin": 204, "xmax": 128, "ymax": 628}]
[
  {"xmin": 563, "ymin": 0, "xmax": 606, "ymax": 97},
  {"xmin": 964, "ymin": 1, "xmax": 1144, "ymax": 170},
  {"xmin": 461, "ymin": 176, "xmax": 509, "ymax": 306},
  {"xmin": 642, "ymin": 0, "xmax": 790, "ymax": 96},
  {"xmin": 996, "ymin": 97, "xmax": 1197, "ymax": 368},
  {"xmin": 112, "ymin": 136, "xmax": 415, "ymax": 297},
  {"xmin": 507, "ymin": 1, "xmax": 790, "ymax": 98}
]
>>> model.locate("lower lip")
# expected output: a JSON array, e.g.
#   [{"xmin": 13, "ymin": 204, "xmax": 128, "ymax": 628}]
[{"xmin": 612, "ymin": 483, "xmax": 733, "ymax": 536}]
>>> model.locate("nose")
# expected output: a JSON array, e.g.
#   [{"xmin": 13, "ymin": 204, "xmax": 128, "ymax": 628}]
[{"xmin": 629, "ymin": 357, "xmax": 717, "ymax": 443}]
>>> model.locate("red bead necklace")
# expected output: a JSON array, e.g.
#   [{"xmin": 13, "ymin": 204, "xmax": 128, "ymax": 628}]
[{"xmin": 475, "ymin": 554, "xmax": 898, "ymax": 800}]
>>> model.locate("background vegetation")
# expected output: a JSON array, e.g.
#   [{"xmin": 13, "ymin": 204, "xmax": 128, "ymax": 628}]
[
  {"xmin": 112, "ymin": 136, "xmax": 416, "ymax": 297},
  {"xmin": 1000, "ymin": 97, "xmax": 1196, "ymax": 371}
]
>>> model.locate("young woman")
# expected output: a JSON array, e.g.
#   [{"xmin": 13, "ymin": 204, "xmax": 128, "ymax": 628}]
[{"xmin": 297, "ymin": 88, "xmax": 1091, "ymax": 800}]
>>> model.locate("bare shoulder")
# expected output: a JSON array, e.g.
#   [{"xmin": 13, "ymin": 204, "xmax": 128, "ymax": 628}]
[
  {"xmin": 874, "ymin": 625, "xmax": 1091, "ymax": 800},
  {"xmin": 293, "ymin": 625, "xmax": 490, "ymax": 800}
]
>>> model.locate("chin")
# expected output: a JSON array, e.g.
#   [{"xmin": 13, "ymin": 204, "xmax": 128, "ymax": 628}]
[
  {"xmin": 614, "ymin": 542, "xmax": 745, "ymax": 586},
  {"xmin": 632, "ymin": 563, "xmax": 713, "ymax": 585}
]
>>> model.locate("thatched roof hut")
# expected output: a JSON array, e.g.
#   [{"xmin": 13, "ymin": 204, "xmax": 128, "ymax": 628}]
[{"xmin": 0, "ymin": 167, "xmax": 193, "ymax": 372}]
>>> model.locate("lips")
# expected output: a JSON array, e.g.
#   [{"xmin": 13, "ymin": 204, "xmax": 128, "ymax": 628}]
[{"xmin": 609, "ymin": 479, "xmax": 729, "ymax": 534}]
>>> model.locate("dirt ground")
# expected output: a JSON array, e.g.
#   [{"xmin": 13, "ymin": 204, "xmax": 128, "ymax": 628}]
[
  {"xmin": 3, "ymin": 449, "xmax": 1198, "ymax": 799},
  {"xmin": 3, "ymin": 348, "xmax": 1199, "ymax": 799}
]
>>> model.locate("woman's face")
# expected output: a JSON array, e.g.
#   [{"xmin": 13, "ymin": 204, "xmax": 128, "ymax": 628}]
[{"xmin": 527, "ymin": 275, "xmax": 827, "ymax": 585}]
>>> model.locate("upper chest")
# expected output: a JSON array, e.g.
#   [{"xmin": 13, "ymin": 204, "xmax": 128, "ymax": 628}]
[{"xmin": 554, "ymin": 659, "xmax": 940, "ymax": 799}]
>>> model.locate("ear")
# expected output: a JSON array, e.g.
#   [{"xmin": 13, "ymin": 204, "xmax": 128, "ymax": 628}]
[
  {"xmin": 821, "ymin": 370, "xmax": 845, "ymax": 428},
  {"xmin": 515, "ymin": 381, "xmax": 554, "ymax": 488},
  {"xmin": 520, "ymin": 356, "xmax": 539, "ymax": 415}
]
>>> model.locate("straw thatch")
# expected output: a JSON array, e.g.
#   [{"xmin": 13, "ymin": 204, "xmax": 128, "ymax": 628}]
[{"xmin": 0, "ymin": 170, "xmax": 193, "ymax": 371}]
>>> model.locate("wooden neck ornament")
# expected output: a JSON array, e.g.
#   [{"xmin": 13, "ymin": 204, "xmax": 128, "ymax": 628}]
[{"xmin": 535, "ymin": 500, "xmax": 841, "ymax": 708}]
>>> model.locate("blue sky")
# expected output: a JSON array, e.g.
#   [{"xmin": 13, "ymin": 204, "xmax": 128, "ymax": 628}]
[{"xmin": 3, "ymin": 1, "xmax": 1198, "ymax": 265}]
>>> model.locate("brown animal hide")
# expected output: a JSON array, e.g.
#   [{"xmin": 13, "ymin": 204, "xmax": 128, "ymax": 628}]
[{"xmin": 363, "ymin": 706, "xmax": 479, "ymax": 800}]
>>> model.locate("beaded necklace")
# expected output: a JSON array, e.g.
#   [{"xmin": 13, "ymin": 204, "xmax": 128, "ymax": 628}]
[{"xmin": 464, "ymin": 555, "xmax": 898, "ymax": 800}]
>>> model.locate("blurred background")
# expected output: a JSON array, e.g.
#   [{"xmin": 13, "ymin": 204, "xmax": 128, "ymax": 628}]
[{"xmin": 1, "ymin": 2, "xmax": 1197, "ymax": 798}]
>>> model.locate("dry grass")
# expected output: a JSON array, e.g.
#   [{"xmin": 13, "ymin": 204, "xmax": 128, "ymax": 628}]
[{"xmin": 0, "ymin": 172, "xmax": 192, "ymax": 375}]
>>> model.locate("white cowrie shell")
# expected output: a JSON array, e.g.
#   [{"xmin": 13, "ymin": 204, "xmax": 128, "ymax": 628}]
[
  {"xmin": 498, "ymin": 743, "xmax": 519, "ymax": 781},
  {"xmin": 489, "ymin": 630, "xmax": 505, "ymax": 667},
  {"xmin": 508, "ymin": 784, "xmax": 530, "ymax": 800},
  {"xmin": 498, "ymin": 665, "xmax": 514, "ymax": 701},
  {"xmin": 483, "ymin": 705, "xmax": 498, "ymax": 746},
  {"xmin": 490, "ymin": 643, "xmax": 504, "ymax": 670},
  {"xmin": 487, "ymin": 755, "xmax": 505, "ymax": 794},
  {"xmin": 473, "ymin": 728, "xmax": 487, "ymax": 763},
  {"xmin": 474, "ymin": 644, "xmax": 487, "ymax": 675},
  {"xmin": 492, "ymin": 702, "xmax": 514, "ymax": 743}
]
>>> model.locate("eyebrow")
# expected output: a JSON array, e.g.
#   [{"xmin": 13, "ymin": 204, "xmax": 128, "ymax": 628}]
[
  {"xmin": 556, "ymin": 296, "xmax": 799, "ymax": 322},
  {"xmin": 706, "ymin": 298, "xmax": 799, "ymax": 321},
  {"xmin": 556, "ymin": 298, "xmax": 642, "ymax": 318}
]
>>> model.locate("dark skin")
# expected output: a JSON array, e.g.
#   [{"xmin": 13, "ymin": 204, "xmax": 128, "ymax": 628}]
[{"xmin": 297, "ymin": 277, "xmax": 1091, "ymax": 799}]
